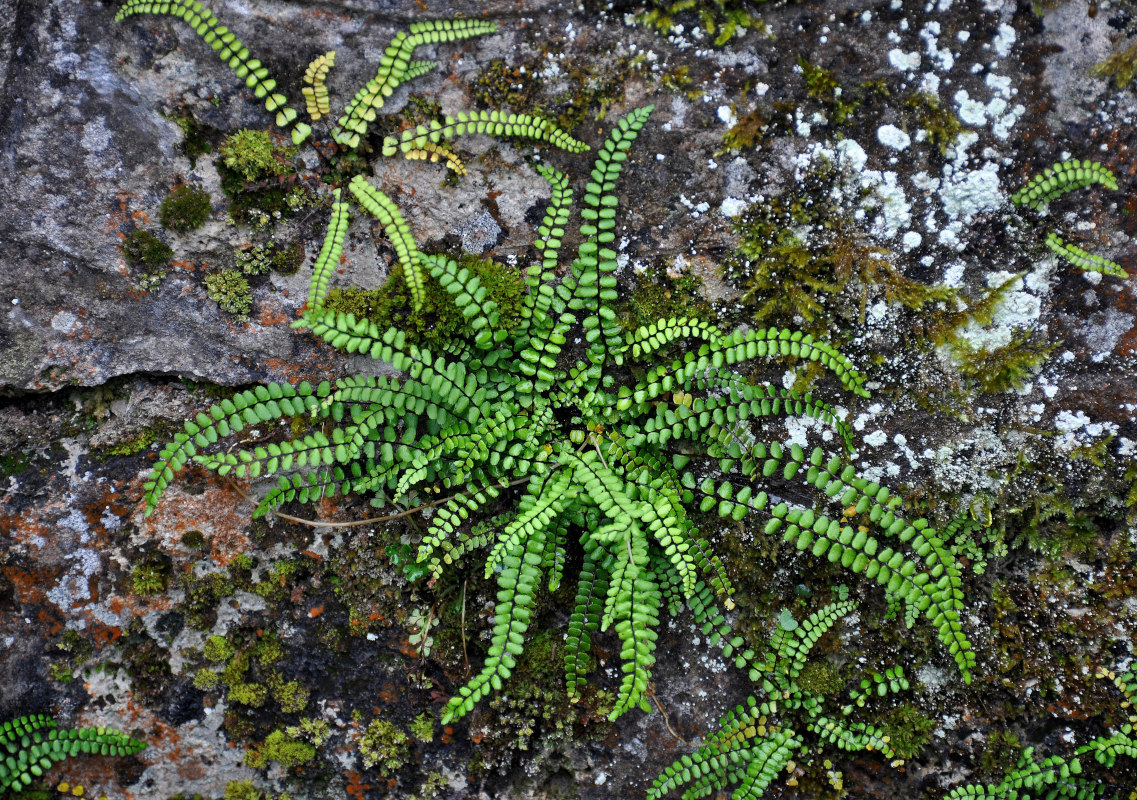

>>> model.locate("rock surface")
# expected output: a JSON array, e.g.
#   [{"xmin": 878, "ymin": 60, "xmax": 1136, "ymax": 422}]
[{"xmin": 2, "ymin": 0, "xmax": 1136, "ymax": 799}]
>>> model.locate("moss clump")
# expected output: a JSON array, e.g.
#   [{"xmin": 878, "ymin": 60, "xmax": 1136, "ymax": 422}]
[
  {"xmin": 104, "ymin": 424, "xmax": 165, "ymax": 457},
  {"xmin": 204, "ymin": 634, "xmax": 236, "ymax": 663},
  {"xmin": 618, "ymin": 264, "xmax": 711, "ymax": 331},
  {"xmin": 181, "ymin": 571, "xmax": 235, "ymax": 630},
  {"xmin": 471, "ymin": 53, "xmax": 635, "ymax": 133},
  {"xmin": 160, "ymin": 184, "xmax": 212, "ymax": 232},
  {"xmin": 408, "ymin": 712, "xmax": 433, "ymax": 743},
  {"xmin": 193, "ymin": 668, "xmax": 220, "ymax": 690},
  {"xmin": 236, "ymin": 241, "xmax": 304, "ymax": 276},
  {"xmin": 948, "ymin": 329, "xmax": 1059, "ymax": 394},
  {"xmin": 722, "ymin": 106, "xmax": 766, "ymax": 150},
  {"xmin": 205, "ymin": 269, "xmax": 253, "ymax": 319},
  {"xmin": 228, "ymin": 682, "xmax": 269, "ymax": 708},
  {"xmin": 181, "ymin": 529, "xmax": 206, "ymax": 549},
  {"xmin": 286, "ymin": 718, "xmax": 330, "ymax": 747},
  {"xmin": 217, "ymin": 132, "xmax": 303, "ymax": 227},
  {"xmin": 270, "ymin": 678, "xmax": 309, "ymax": 713},
  {"xmin": 879, "ymin": 703, "xmax": 936, "ymax": 760},
  {"xmin": 358, "ymin": 719, "xmax": 409, "ymax": 775},
  {"xmin": 219, "ymin": 129, "xmax": 290, "ymax": 183},
  {"xmin": 122, "ymin": 230, "xmax": 174, "ymax": 268},
  {"xmin": 165, "ymin": 109, "xmax": 212, "ymax": 165},
  {"xmin": 905, "ymin": 91, "xmax": 963, "ymax": 155},
  {"xmin": 224, "ymin": 781, "xmax": 263, "ymax": 800},
  {"xmin": 131, "ymin": 556, "xmax": 171, "ymax": 596},
  {"xmin": 245, "ymin": 729, "xmax": 316, "ymax": 769},
  {"xmin": 638, "ymin": 0, "xmax": 765, "ymax": 46},
  {"xmin": 979, "ymin": 729, "xmax": 1025, "ymax": 777},
  {"xmin": 797, "ymin": 55, "xmax": 859, "ymax": 124},
  {"xmin": 797, "ymin": 661, "xmax": 844, "ymax": 697},
  {"xmin": 324, "ymin": 255, "xmax": 526, "ymax": 349},
  {"xmin": 1090, "ymin": 41, "xmax": 1137, "ymax": 90},
  {"xmin": 725, "ymin": 165, "xmax": 954, "ymax": 337},
  {"xmin": 0, "ymin": 451, "xmax": 31, "ymax": 478}
]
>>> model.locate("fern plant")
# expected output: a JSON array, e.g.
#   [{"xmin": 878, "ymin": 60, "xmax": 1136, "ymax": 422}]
[
  {"xmin": 649, "ymin": 603, "xmax": 907, "ymax": 800},
  {"xmin": 1011, "ymin": 159, "xmax": 1128, "ymax": 279},
  {"xmin": 0, "ymin": 714, "xmax": 147, "ymax": 793},
  {"xmin": 140, "ymin": 90, "xmax": 976, "ymax": 732},
  {"xmin": 941, "ymin": 667, "xmax": 1137, "ymax": 800}
]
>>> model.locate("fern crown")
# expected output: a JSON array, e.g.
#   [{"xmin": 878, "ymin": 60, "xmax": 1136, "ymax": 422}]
[{"xmin": 126, "ymin": 6, "xmax": 975, "ymax": 741}]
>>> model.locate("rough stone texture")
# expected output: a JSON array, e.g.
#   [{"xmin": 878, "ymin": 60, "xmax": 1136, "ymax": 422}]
[{"xmin": 2, "ymin": 0, "xmax": 1137, "ymax": 799}]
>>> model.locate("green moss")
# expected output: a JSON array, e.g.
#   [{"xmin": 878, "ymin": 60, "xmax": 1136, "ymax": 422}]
[
  {"xmin": 228, "ymin": 682, "xmax": 269, "ymax": 708},
  {"xmin": 324, "ymin": 255, "xmax": 526, "ymax": 349},
  {"xmin": 285, "ymin": 718, "xmax": 330, "ymax": 747},
  {"xmin": 160, "ymin": 184, "xmax": 212, "ymax": 232},
  {"xmin": 408, "ymin": 771, "xmax": 448, "ymax": 800},
  {"xmin": 224, "ymin": 781, "xmax": 263, "ymax": 800},
  {"xmin": 271, "ymin": 241, "xmax": 304, "ymax": 275},
  {"xmin": 879, "ymin": 704, "xmax": 936, "ymax": 760},
  {"xmin": 949, "ymin": 330, "xmax": 1059, "ymax": 394},
  {"xmin": 979, "ymin": 729, "xmax": 1025, "ymax": 777},
  {"xmin": 254, "ymin": 633, "xmax": 284, "ymax": 667},
  {"xmin": 204, "ymin": 634, "xmax": 236, "ymax": 663},
  {"xmin": 164, "ymin": 110, "xmax": 212, "ymax": 165},
  {"xmin": 358, "ymin": 719, "xmax": 409, "ymax": 775},
  {"xmin": 235, "ymin": 240, "xmax": 304, "ymax": 277},
  {"xmin": 722, "ymin": 106, "xmax": 766, "ymax": 150},
  {"xmin": 230, "ymin": 553, "xmax": 254, "ymax": 571},
  {"xmin": 181, "ymin": 529, "xmax": 206, "ymax": 549},
  {"xmin": 905, "ymin": 92, "xmax": 963, "ymax": 155},
  {"xmin": 471, "ymin": 53, "xmax": 636, "ymax": 133},
  {"xmin": 796, "ymin": 661, "xmax": 844, "ymax": 697},
  {"xmin": 618, "ymin": 264, "xmax": 711, "ymax": 331},
  {"xmin": 402, "ymin": 93, "xmax": 444, "ymax": 125},
  {"xmin": 471, "ymin": 60, "xmax": 541, "ymax": 115},
  {"xmin": 131, "ymin": 556, "xmax": 171, "ymax": 596},
  {"xmin": 181, "ymin": 571, "xmax": 235, "ymax": 630},
  {"xmin": 270, "ymin": 678, "xmax": 309, "ymax": 713},
  {"xmin": 104, "ymin": 424, "xmax": 165, "ymax": 457},
  {"xmin": 797, "ymin": 56, "xmax": 859, "ymax": 124},
  {"xmin": 217, "ymin": 133, "xmax": 306, "ymax": 227},
  {"xmin": 221, "ymin": 649, "xmax": 251, "ymax": 685},
  {"xmin": 205, "ymin": 269, "xmax": 253, "ymax": 319},
  {"xmin": 219, "ymin": 129, "xmax": 291, "ymax": 183},
  {"xmin": 408, "ymin": 711, "xmax": 433, "ymax": 743},
  {"xmin": 0, "ymin": 450, "xmax": 31, "ymax": 478},
  {"xmin": 193, "ymin": 668, "xmax": 220, "ymax": 690},
  {"xmin": 638, "ymin": 0, "xmax": 765, "ymax": 46},
  {"xmin": 123, "ymin": 230, "xmax": 174, "ymax": 268},
  {"xmin": 245, "ymin": 729, "xmax": 316, "ymax": 769},
  {"xmin": 725, "ymin": 167, "xmax": 954, "ymax": 337},
  {"xmin": 1090, "ymin": 41, "xmax": 1137, "ymax": 89}
]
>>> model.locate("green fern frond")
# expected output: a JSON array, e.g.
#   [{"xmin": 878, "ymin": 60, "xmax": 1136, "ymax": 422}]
[
  {"xmin": 347, "ymin": 176, "xmax": 424, "ymax": 309},
  {"xmin": 301, "ymin": 51, "xmax": 335, "ymax": 121},
  {"xmin": 115, "ymin": 0, "xmax": 309, "ymax": 143},
  {"xmin": 332, "ymin": 19, "xmax": 499, "ymax": 149},
  {"xmin": 441, "ymin": 522, "xmax": 546, "ymax": 724},
  {"xmin": 425, "ymin": 254, "xmax": 506, "ymax": 349},
  {"xmin": 1012, "ymin": 159, "xmax": 1118, "ymax": 211},
  {"xmin": 0, "ymin": 715, "xmax": 147, "ymax": 793},
  {"xmin": 563, "ymin": 105, "xmax": 654, "ymax": 378},
  {"xmin": 1045, "ymin": 233, "xmax": 1127, "ymax": 278},
  {"xmin": 143, "ymin": 381, "xmax": 328, "ymax": 512},
  {"xmin": 308, "ymin": 190, "xmax": 351, "ymax": 310},
  {"xmin": 564, "ymin": 548, "xmax": 610, "ymax": 703},
  {"xmin": 383, "ymin": 110, "xmax": 588, "ymax": 156}
]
